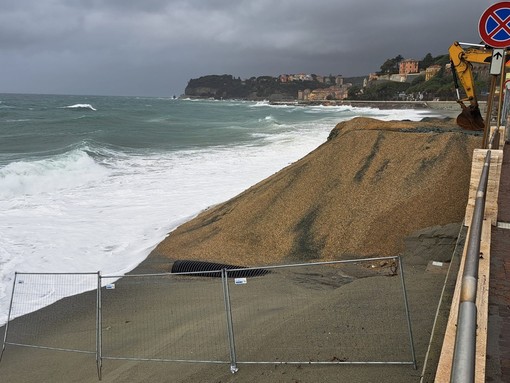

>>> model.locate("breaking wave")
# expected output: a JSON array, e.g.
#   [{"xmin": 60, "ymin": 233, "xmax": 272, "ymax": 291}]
[
  {"xmin": 0, "ymin": 148, "xmax": 109, "ymax": 198},
  {"xmin": 63, "ymin": 104, "xmax": 97, "ymax": 111}
]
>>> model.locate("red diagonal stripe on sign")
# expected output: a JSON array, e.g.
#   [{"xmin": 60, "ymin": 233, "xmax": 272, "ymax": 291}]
[{"xmin": 488, "ymin": 10, "xmax": 510, "ymax": 38}]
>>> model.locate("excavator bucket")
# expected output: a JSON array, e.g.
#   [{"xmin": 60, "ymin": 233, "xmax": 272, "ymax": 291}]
[{"xmin": 456, "ymin": 104, "xmax": 485, "ymax": 131}]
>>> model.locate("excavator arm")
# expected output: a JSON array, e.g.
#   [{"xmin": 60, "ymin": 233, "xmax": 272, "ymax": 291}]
[
  {"xmin": 448, "ymin": 41, "xmax": 493, "ymax": 131},
  {"xmin": 448, "ymin": 41, "xmax": 510, "ymax": 131}
]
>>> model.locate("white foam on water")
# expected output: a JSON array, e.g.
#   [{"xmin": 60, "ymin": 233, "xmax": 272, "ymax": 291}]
[
  {"xmin": 62, "ymin": 104, "xmax": 97, "ymax": 111},
  {"xmin": 0, "ymin": 150, "xmax": 109, "ymax": 198},
  {"xmin": 0, "ymin": 104, "xmax": 438, "ymax": 324}
]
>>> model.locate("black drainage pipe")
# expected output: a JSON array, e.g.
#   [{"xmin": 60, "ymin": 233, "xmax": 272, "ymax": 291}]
[{"xmin": 171, "ymin": 260, "xmax": 270, "ymax": 278}]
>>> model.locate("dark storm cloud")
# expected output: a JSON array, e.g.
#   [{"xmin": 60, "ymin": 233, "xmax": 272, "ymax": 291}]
[{"xmin": 0, "ymin": 0, "xmax": 488, "ymax": 96}]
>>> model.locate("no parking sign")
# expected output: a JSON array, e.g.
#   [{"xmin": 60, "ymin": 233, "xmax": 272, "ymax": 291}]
[{"xmin": 479, "ymin": 2, "xmax": 510, "ymax": 48}]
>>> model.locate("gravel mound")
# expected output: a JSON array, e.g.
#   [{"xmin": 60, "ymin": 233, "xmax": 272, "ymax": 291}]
[{"xmin": 152, "ymin": 117, "xmax": 481, "ymax": 266}]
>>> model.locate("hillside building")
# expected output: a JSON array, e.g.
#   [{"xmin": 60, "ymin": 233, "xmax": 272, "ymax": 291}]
[
  {"xmin": 399, "ymin": 59, "xmax": 419, "ymax": 75},
  {"xmin": 298, "ymin": 84, "xmax": 351, "ymax": 101},
  {"xmin": 425, "ymin": 65, "xmax": 442, "ymax": 81}
]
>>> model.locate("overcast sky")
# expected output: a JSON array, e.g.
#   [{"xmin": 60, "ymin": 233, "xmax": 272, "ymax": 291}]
[{"xmin": 0, "ymin": 0, "xmax": 494, "ymax": 96}]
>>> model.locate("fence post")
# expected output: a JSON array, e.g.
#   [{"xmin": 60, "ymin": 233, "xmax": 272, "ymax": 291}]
[
  {"xmin": 221, "ymin": 269, "xmax": 238, "ymax": 373},
  {"xmin": 398, "ymin": 256, "xmax": 417, "ymax": 369},
  {"xmin": 0, "ymin": 273, "xmax": 18, "ymax": 364},
  {"xmin": 96, "ymin": 272, "xmax": 102, "ymax": 380}
]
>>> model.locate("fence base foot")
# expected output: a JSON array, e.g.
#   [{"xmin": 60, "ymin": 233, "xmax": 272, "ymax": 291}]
[{"xmin": 230, "ymin": 365, "xmax": 238, "ymax": 374}]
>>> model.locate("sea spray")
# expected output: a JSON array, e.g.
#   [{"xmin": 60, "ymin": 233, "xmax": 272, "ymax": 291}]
[{"xmin": 0, "ymin": 94, "xmax": 441, "ymax": 324}]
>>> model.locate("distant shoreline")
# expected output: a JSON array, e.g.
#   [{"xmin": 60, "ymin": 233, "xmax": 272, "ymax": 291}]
[
  {"xmin": 180, "ymin": 97, "xmax": 473, "ymax": 116},
  {"xmin": 270, "ymin": 100, "xmax": 483, "ymax": 112},
  {"xmin": 268, "ymin": 100, "xmax": 474, "ymax": 119}
]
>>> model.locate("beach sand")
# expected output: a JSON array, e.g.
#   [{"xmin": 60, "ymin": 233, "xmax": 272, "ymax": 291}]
[
  {"xmin": 0, "ymin": 223, "xmax": 463, "ymax": 383},
  {"xmin": 151, "ymin": 117, "xmax": 479, "ymax": 266},
  {"xmin": 0, "ymin": 116, "xmax": 479, "ymax": 382}
]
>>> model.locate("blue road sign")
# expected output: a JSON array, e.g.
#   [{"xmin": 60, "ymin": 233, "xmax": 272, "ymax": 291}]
[{"xmin": 479, "ymin": 2, "xmax": 510, "ymax": 48}]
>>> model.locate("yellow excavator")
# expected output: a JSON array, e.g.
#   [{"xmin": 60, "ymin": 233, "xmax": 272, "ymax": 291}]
[{"xmin": 449, "ymin": 41, "xmax": 510, "ymax": 131}]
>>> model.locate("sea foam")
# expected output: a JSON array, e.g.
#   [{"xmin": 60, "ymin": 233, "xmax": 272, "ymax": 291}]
[
  {"xmin": 0, "ymin": 126, "xmax": 332, "ymax": 324},
  {"xmin": 0, "ymin": 149, "xmax": 108, "ymax": 198},
  {"xmin": 63, "ymin": 104, "xmax": 97, "ymax": 111},
  {"xmin": 0, "ymin": 99, "xmax": 443, "ymax": 325}
]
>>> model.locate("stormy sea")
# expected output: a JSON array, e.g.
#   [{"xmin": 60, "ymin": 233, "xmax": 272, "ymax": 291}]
[{"xmin": 0, "ymin": 93, "xmax": 439, "ymax": 323}]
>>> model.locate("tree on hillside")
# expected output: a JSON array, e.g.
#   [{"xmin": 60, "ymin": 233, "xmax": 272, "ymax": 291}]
[
  {"xmin": 347, "ymin": 85, "xmax": 362, "ymax": 99},
  {"xmin": 355, "ymin": 81, "xmax": 410, "ymax": 101},
  {"xmin": 434, "ymin": 54, "xmax": 450, "ymax": 66},
  {"xmin": 378, "ymin": 55, "xmax": 404, "ymax": 75},
  {"xmin": 419, "ymin": 53, "xmax": 434, "ymax": 70},
  {"xmin": 406, "ymin": 67, "xmax": 455, "ymax": 100}
]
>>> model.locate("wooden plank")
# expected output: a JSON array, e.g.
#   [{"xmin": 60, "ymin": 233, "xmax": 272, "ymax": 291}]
[
  {"xmin": 436, "ymin": 140, "xmax": 501, "ymax": 381},
  {"xmin": 486, "ymin": 150, "xmax": 503, "ymax": 225},
  {"xmin": 498, "ymin": 127, "xmax": 505, "ymax": 150},
  {"xmin": 489, "ymin": 126, "xmax": 506, "ymax": 150},
  {"xmin": 475, "ymin": 219, "xmax": 491, "ymax": 383},
  {"xmin": 435, "ymin": 219, "xmax": 492, "ymax": 382},
  {"xmin": 434, "ymin": 226, "xmax": 468, "ymax": 382},
  {"xmin": 465, "ymin": 150, "xmax": 485, "ymax": 225},
  {"xmin": 465, "ymin": 149, "xmax": 503, "ymax": 226}
]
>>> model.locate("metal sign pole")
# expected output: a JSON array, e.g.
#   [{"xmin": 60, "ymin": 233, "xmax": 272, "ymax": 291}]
[
  {"xmin": 497, "ymin": 51, "xmax": 507, "ymax": 129},
  {"xmin": 479, "ymin": 3, "xmax": 510, "ymax": 147},
  {"xmin": 484, "ymin": 76, "xmax": 498, "ymax": 148}
]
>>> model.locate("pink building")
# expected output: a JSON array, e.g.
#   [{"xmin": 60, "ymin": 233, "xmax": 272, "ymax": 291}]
[{"xmin": 399, "ymin": 59, "xmax": 419, "ymax": 75}]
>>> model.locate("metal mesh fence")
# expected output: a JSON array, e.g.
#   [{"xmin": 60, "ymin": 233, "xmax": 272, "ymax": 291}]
[
  {"xmin": 226, "ymin": 259, "xmax": 414, "ymax": 365},
  {"xmin": 100, "ymin": 272, "xmax": 230, "ymax": 363},
  {"xmin": 2, "ymin": 272, "xmax": 98, "ymax": 354},
  {"xmin": 1, "ymin": 256, "xmax": 416, "ymax": 376}
]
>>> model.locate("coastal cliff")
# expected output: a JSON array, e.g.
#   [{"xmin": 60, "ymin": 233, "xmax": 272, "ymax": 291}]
[
  {"xmin": 184, "ymin": 74, "xmax": 333, "ymax": 100},
  {"xmin": 152, "ymin": 117, "xmax": 480, "ymax": 266}
]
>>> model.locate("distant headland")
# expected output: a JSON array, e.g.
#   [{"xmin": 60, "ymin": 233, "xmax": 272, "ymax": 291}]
[
  {"xmin": 183, "ymin": 52, "xmax": 491, "ymax": 103},
  {"xmin": 184, "ymin": 74, "xmax": 358, "ymax": 102}
]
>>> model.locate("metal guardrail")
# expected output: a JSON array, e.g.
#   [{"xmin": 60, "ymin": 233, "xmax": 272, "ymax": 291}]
[
  {"xmin": 450, "ymin": 150, "xmax": 491, "ymax": 383},
  {"xmin": 449, "ymin": 125, "xmax": 503, "ymax": 382}
]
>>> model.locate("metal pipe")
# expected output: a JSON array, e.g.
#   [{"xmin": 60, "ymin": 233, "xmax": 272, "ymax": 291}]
[
  {"xmin": 2, "ymin": 343, "xmax": 96, "ymax": 354},
  {"xmin": 491, "ymin": 129, "xmax": 501, "ymax": 150},
  {"xmin": 221, "ymin": 269, "xmax": 238, "ymax": 373},
  {"xmin": 96, "ymin": 272, "xmax": 103, "ymax": 381},
  {"xmin": 450, "ymin": 150, "xmax": 491, "ymax": 383},
  {"xmin": 0, "ymin": 273, "xmax": 18, "ymax": 363},
  {"xmin": 398, "ymin": 256, "xmax": 417, "ymax": 370},
  {"xmin": 450, "ymin": 61, "xmax": 462, "ymax": 102},
  {"xmin": 488, "ymin": 124, "xmax": 501, "ymax": 149},
  {"xmin": 484, "ymin": 77, "xmax": 498, "ymax": 148},
  {"xmin": 12, "ymin": 272, "xmax": 98, "ymax": 276},
  {"xmin": 457, "ymin": 42, "xmax": 487, "ymax": 48},
  {"xmin": 497, "ymin": 51, "xmax": 507, "ymax": 128},
  {"xmin": 451, "ymin": 302, "xmax": 477, "ymax": 382},
  {"xmin": 502, "ymin": 86, "xmax": 510, "ymax": 128}
]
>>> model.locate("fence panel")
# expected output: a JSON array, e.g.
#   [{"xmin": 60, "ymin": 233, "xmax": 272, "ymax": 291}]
[
  {"xmin": 100, "ymin": 273, "xmax": 230, "ymax": 363},
  {"xmin": 226, "ymin": 258, "xmax": 414, "ymax": 365},
  {"xmin": 3, "ymin": 272, "xmax": 98, "ymax": 354},
  {"xmin": 2, "ymin": 257, "xmax": 416, "ymax": 377}
]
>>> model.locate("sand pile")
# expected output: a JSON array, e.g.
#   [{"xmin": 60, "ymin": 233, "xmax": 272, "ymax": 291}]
[{"xmin": 152, "ymin": 117, "xmax": 480, "ymax": 266}]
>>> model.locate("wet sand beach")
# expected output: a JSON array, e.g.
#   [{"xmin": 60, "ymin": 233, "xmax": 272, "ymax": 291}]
[
  {"xmin": 0, "ymin": 116, "xmax": 480, "ymax": 382},
  {"xmin": 0, "ymin": 224, "xmax": 464, "ymax": 383}
]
